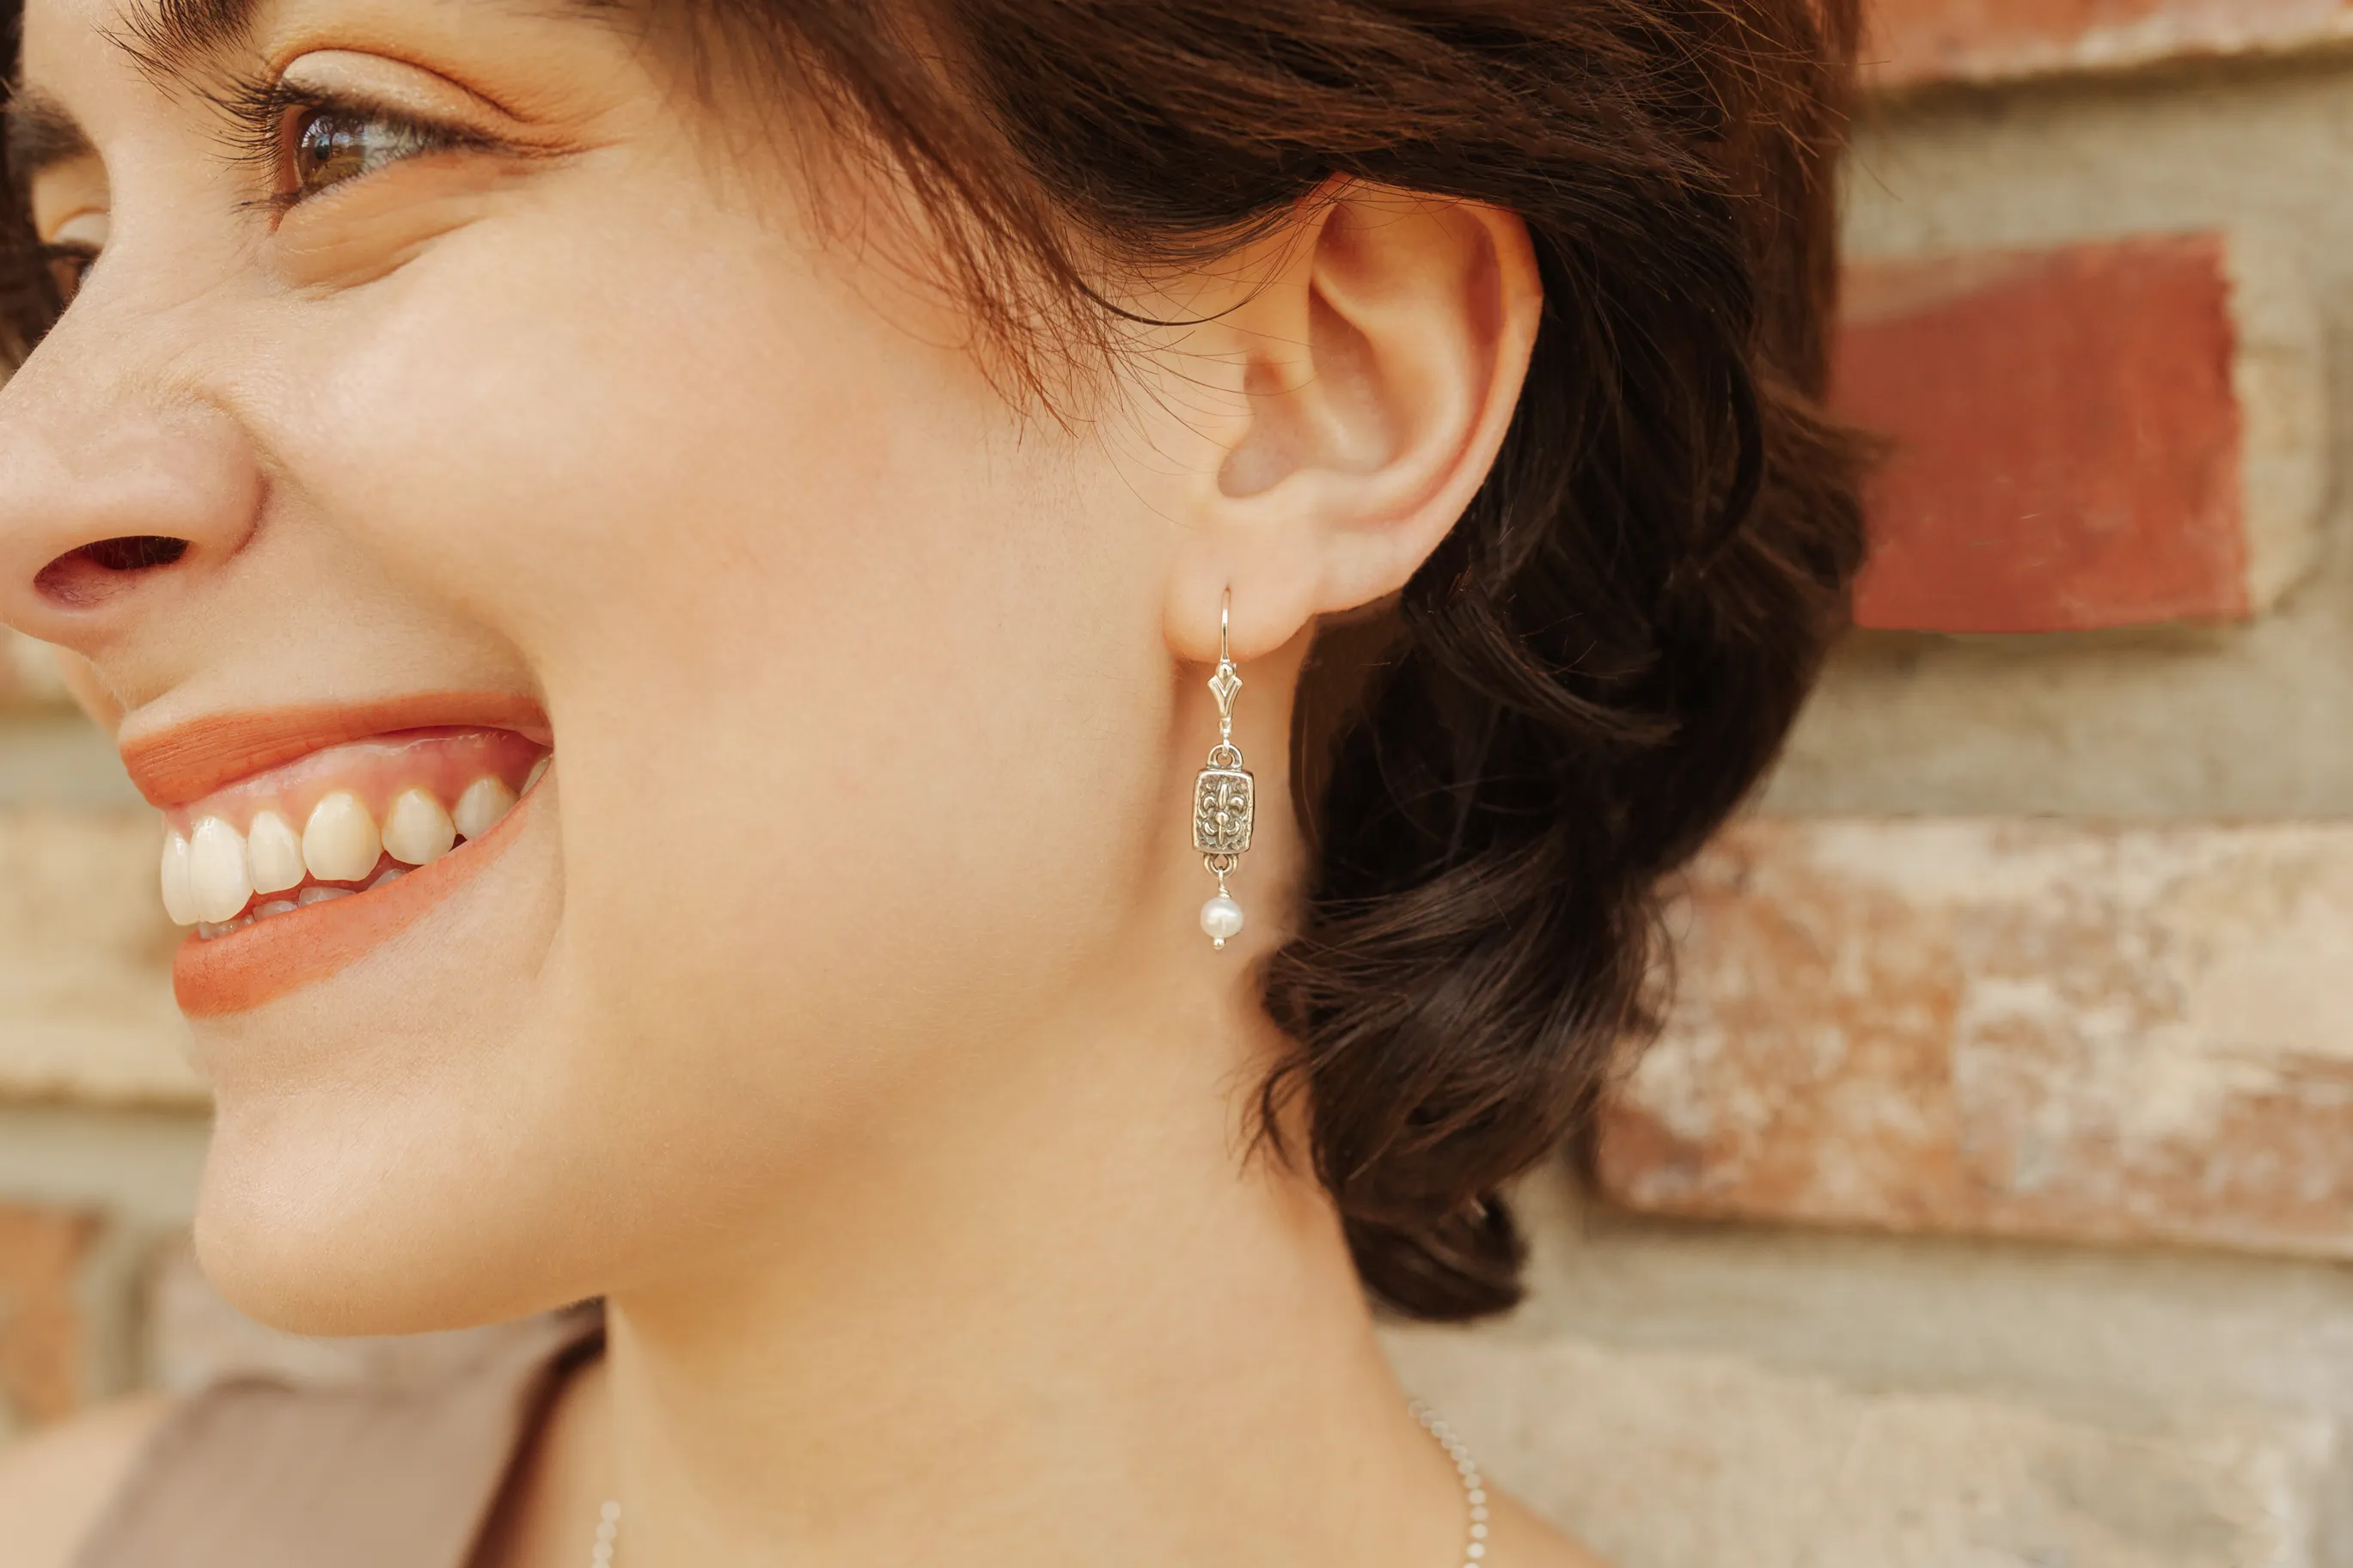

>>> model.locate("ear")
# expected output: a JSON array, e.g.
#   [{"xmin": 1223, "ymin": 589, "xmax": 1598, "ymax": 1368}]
[{"xmin": 1154, "ymin": 181, "xmax": 1543, "ymax": 662}]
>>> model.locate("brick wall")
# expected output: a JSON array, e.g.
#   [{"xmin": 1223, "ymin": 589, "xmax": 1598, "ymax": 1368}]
[
  {"xmin": 1458, "ymin": 2, "xmax": 2353, "ymax": 1553},
  {"xmin": 1531, "ymin": 4, "xmax": 2353, "ymax": 1558},
  {"xmin": 9, "ymin": 3, "xmax": 2353, "ymax": 1560},
  {"xmin": 1864, "ymin": 0, "xmax": 2353, "ymax": 89},
  {"xmin": 0, "ymin": 632, "xmax": 208, "ymax": 1447}
]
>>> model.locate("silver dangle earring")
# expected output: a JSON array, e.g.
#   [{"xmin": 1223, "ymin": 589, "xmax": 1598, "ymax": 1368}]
[{"xmin": 1194, "ymin": 592, "xmax": 1254, "ymax": 949}]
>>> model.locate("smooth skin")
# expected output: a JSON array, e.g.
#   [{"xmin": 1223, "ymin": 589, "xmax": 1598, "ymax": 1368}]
[{"xmin": 0, "ymin": 2, "xmax": 1605, "ymax": 1565}]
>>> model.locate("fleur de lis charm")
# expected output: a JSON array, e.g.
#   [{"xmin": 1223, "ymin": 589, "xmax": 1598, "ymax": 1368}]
[
  {"xmin": 1194, "ymin": 595, "xmax": 1253, "ymax": 949},
  {"xmin": 1194, "ymin": 769, "xmax": 1254, "ymax": 857}
]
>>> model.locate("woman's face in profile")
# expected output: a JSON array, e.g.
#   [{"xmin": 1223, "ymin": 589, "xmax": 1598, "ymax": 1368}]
[{"xmin": 3, "ymin": 0, "xmax": 1215, "ymax": 1330}]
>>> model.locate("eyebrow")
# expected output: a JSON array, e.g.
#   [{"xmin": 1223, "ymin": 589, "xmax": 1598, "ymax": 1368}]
[
  {"xmin": 3, "ymin": 88, "xmax": 95, "ymax": 181},
  {"xmin": 8, "ymin": 0, "xmax": 627, "ymax": 184},
  {"xmin": 114, "ymin": 0, "xmax": 627, "ymax": 82},
  {"xmin": 108, "ymin": 0, "xmax": 265, "ymax": 86},
  {"xmin": 3, "ymin": 0, "xmax": 259, "ymax": 183}
]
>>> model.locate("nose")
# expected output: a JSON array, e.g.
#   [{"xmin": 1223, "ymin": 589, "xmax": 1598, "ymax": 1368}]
[{"xmin": 0, "ymin": 375, "xmax": 261, "ymax": 654}]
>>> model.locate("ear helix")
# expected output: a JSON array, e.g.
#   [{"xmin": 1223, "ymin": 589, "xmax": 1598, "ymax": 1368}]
[{"xmin": 1191, "ymin": 590, "xmax": 1255, "ymax": 949}]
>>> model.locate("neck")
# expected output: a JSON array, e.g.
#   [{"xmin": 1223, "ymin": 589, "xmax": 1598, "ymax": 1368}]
[{"xmin": 594, "ymin": 960, "xmax": 1465, "ymax": 1568}]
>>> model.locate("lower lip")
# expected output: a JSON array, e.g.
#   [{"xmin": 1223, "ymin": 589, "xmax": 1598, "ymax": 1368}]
[{"xmin": 173, "ymin": 787, "xmax": 535, "ymax": 1019}]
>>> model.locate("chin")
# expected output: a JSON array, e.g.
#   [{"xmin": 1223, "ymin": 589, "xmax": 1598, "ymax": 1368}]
[
  {"xmin": 182, "ymin": 872, "xmax": 606, "ymax": 1338},
  {"xmin": 149, "ymin": 723, "xmax": 596, "ymax": 1335},
  {"xmin": 192, "ymin": 1085, "xmax": 605, "ymax": 1339}
]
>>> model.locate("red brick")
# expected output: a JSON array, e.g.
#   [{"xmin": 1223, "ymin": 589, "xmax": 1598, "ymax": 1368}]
[
  {"xmin": 0, "ymin": 1201, "xmax": 99, "ymax": 1427},
  {"xmin": 1866, "ymin": 0, "xmax": 2353, "ymax": 89},
  {"xmin": 1598, "ymin": 819, "xmax": 2353, "ymax": 1260},
  {"xmin": 1837, "ymin": 235, "xmax": 2269, "ymax": 634}
]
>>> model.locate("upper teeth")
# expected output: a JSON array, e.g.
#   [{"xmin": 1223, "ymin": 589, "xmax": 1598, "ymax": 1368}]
[
  {"xmin": 247, "ymin": 809, "xmax": 305, "ymax": 894},
  {"xmin": 187, "ymin": 819, "xmax": 252, "ymax": 925},
  {"xmin": 160, "ymin": 831, "xmax": 198, "ymax": 928},
  {"xmin": 453, "ymin": 777, "xmax": 519, "ymax": 842},
  {"xmin": 382, "ymin": 788, "xmax": 456, "ymax": 869},
  {"xmin": 303, "ymin": 791, "xmax": 382, "ymax": 883},
  {"xmin": 159, "ymin": 773, "xmax": 526, "ymax": 930}
]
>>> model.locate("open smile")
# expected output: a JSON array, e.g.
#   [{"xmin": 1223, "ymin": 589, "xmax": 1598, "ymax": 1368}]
[{"xmin": 122, "ymin": 693, "xmax": 553, "ymax": 1017}]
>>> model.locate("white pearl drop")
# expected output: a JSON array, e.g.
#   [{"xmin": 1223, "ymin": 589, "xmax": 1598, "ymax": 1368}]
[{"xmin": 1200, "ymin": 893, "xmax": 1245, "ymax": 946}]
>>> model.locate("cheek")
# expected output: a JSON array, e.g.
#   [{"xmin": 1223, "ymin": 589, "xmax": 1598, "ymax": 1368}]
[{"xmin": 251, "ymin": 178, "xmax": 1178, "ymax": 1120}]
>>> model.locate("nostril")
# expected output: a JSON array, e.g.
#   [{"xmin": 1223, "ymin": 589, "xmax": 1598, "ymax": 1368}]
[
  {"xmin": 81, "ymin": 536, "xmax": 190, "ymax": 571},
  {"xmin": 34, "ymin": 535, "xmax": 193, "ymax": 606}
]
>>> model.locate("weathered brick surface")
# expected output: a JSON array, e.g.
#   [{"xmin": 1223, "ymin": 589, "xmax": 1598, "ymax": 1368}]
[
  {"xmin": 1867, "ymin": 0, "xmax": 2353, "ymax": 90},
  {"xmin": 1835, "ymin": 234, "xmax": 2323, "ymax": 633},
  {"xmin": 0, "ymin": 807, "xmax": 204, "ymax": 1106},
  {"xmin": 0, "ymin": 1201, "xmax": 100, "ymax": 1431},
  {"xmin": 1386, "ymin": 1326, "xmax": 2340, "ymax": 1568},
  {"xmin": 1599, "ymin": 819, "xmax": 2353, "ymax": 1259}
]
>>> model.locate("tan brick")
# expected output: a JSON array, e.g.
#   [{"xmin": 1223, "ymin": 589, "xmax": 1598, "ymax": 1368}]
[
  {"xmin": 1384, "ymin": 1326, "xmax": 2339, "ymax": 1568},
  {"xmin": 0, "ymin": 1201, "xmax": 99, "ymax": 1430},
  {"xmin": 0, "ymin": 807, "xmax": 205, "ymax": 1107},
  {"xmin": 1867, "ymin": 0, "xmax": 2353, "ymax": 90},
  {"xmin": 1598, "ymin": 819, "xmax": 2353, "ymax": 1259}
]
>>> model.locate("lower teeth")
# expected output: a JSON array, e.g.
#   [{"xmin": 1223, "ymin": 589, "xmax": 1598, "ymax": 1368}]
[{"xmin": 194, "ymin": 877, "xmax": 376, "ymax": 939}]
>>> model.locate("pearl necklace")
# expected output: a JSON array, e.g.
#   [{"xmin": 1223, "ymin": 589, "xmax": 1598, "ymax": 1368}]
[
  {"xmin": 1415, "ymin": 1401, "xmax": 1494, "ymax": 1565},
  {"xmin": 588, "ymin": 1401, "xmax": 1488, "ymax": 1565}
]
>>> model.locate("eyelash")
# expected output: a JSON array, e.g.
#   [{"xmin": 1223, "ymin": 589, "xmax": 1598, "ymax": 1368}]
[
  {"xmin": 211, "ymin": 69, "xmax": 489, "ymax": 214},
  {"xmin": 37, "ymin": 240, "xmax": 98, "ymax": 304}
]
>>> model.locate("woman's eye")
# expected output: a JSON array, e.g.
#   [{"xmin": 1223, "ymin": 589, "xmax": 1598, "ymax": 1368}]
[
  {"xmin": 286, "ymin": 106, "xmax": 456, "ymax": 204},
  {"xmin": 35, "ymin": 211, "xmax": 107, "ymax": 308},
  {"xmin": 40, "ymin": 242, "xmax": 97, "ymax": 306}
]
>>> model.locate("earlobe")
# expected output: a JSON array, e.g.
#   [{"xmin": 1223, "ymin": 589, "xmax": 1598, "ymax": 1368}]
[{"xmin": 1160, "ymin": 182, "xmax": 1543, "ymax": 666}]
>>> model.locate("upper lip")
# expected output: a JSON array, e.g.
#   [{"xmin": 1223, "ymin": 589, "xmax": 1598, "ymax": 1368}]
[{"xmin": 119, "ymin": 692, "xmax": 552, "ymax": 808}]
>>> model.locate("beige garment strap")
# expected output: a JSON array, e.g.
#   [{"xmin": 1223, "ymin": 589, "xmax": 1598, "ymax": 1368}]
[{"xmin": 74, "ymin": 1308, "xmax": 602, "ymax": 1568}]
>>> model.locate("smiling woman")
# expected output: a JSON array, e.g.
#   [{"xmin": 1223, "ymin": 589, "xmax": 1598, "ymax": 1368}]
[{"xmin": 0, "ymin": 0, "xmax": 1861, "ymax": 1565}]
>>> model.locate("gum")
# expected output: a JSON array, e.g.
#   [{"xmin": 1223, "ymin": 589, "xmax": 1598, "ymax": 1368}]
[{"xmin": 162, "ymin": 729, "xmax": 548, "ymax": 839}]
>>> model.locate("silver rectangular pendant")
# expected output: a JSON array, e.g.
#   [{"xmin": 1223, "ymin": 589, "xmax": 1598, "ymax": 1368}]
[{"xmin": 1193, "ymin": 767, "xmax": 1256, "ymax": 857}]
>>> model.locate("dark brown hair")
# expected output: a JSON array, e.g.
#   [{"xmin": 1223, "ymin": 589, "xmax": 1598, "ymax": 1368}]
[{"xmin": 1, "ymin": 0, "xmax": 1866, "ymax": 1321}]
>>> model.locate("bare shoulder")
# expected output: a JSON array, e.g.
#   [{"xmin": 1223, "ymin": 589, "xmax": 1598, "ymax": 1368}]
[
  {"xmin": 0, "ymin": 1396, "xmax": 174, "ymax": 1568},
  {"xmin": 1495, "ymin": 1488, "xmax": 1616, "ymax": 1568}
]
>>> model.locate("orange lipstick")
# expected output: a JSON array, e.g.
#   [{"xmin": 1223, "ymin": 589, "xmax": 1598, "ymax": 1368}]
[
  {"xmin": 129, "ymin": 694, "xmax": 552, "ymax": 1017},
  {"xmin": 123, "ymin": 692, "xmax": 549, "ymax": 808},
  {"xmin": 173, "ymin": 781, "xmax": 536, "ymax": 1018}
]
